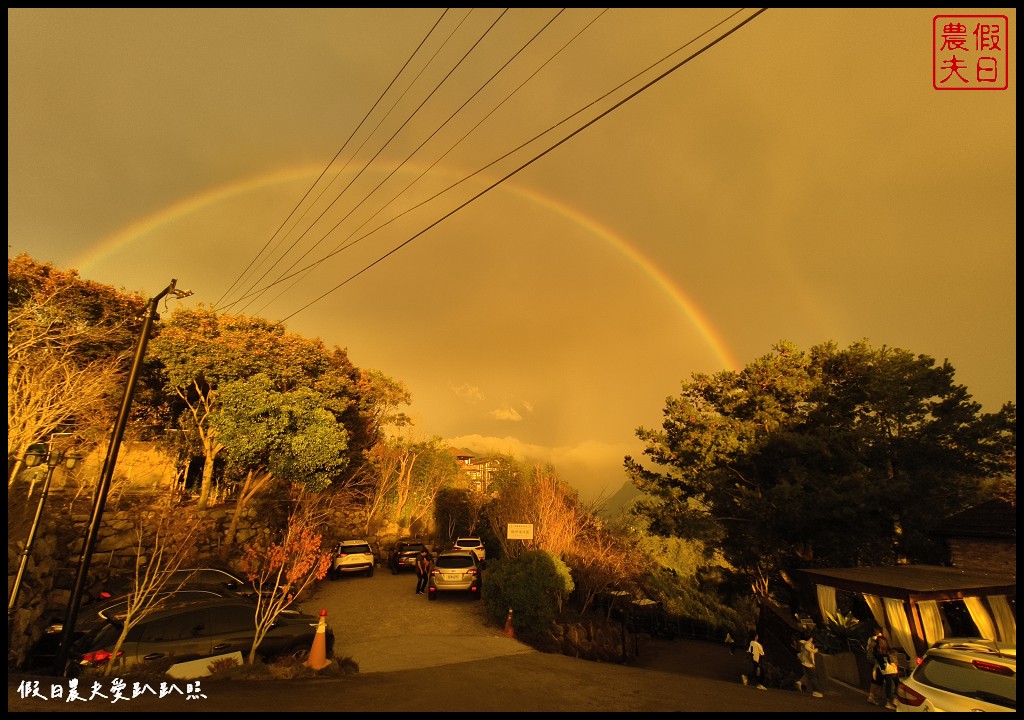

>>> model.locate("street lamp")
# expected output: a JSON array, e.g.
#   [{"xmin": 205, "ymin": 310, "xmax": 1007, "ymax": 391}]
[{"xmin": 8, "ymin": 442, "xmax": 82, "ymax": 635}]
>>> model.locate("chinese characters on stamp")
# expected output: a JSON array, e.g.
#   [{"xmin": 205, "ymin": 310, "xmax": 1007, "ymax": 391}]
[{"xmin": 934, "ymin": 15, "xmax": 1009, "ymax": 90}]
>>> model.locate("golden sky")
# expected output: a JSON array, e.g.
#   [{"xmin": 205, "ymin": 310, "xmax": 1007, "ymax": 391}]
[{"xmin": 8, "ymin": 9, "xmax": 1016, "ymax": 500}]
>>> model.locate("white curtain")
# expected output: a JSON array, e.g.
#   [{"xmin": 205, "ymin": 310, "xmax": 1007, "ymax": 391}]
[
  {"xmin": 816, "ymin": 584, "xmax": 837, "ymax": 621},
  {"xmin": 885, "ymin": 596, "xmax": 917, "ymax": 661},
  {"xmin": 963, "ymin": 597, "xmax": 997, "ymax": 640},
  {"xmin": 989, "ymin": 595, "xmax": 1017, "ymax": 644},
  {"xmin": 916, "ymin": 600, "xmax": 946, "ymax": 647},
  {"xmin": 864, "ymin": 593, "xmax": 886, "ymax": 631}
]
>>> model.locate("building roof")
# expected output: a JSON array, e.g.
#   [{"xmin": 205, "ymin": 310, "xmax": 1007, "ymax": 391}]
[
  {"xmin": 800, "ymin": 564, "xmax": 1016, "ymax": 603},
  {"xmin": 931, "ymin": 498, "xmax": 1016, "ymax": 541}
]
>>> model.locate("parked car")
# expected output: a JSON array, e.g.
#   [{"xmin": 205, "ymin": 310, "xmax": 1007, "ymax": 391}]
[
  {"xmin": 65, "ymin": 595, "xmax": 333, "ymax": 677},
  {"xmin": 25, "ymin": 588, "xmax": 240, "ymax": 673},
  {"xmin": 160, "ymin": 567, "xmax": 262, "ymax": 600},
  {"xmin": 428, "ymin": 550, "xmax": 482, "ymax": 600},
  {"xmin": 896, "ymin": 637, "xmax": 1016, "ymax": 712},
  {"xmin": 329, "ymin": 539, "xmax": 375, "ymax": 579},
  {"xmin": 389, "ymin": 540, "xmax": 431, "ymax": 574},
  {"xmin": 452, "ymin": 537, "xmax": 486, "ymax": 564}
]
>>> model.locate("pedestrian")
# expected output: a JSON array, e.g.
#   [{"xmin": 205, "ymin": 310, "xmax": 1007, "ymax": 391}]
[
  {"xmin": 743, "ymin": 632, "xmax": 766, "ymax": 689},
  {"xmin": 725, "ymin": 631, "xmax": 736, "ymax": 655},
  {"xmin": 795, "ymin": 634, "xmax": 824, "ymax": 698},
  {"xmin": 865, "ymin": 626, "xmax": 887, "ymax": 706},
  {"xmin": 414, "ymin": 549, "xmax": 430, "ymax": 595},
  {"xmin": 875, "ymin": 637, "xmax": 900, "ymax": 710}
]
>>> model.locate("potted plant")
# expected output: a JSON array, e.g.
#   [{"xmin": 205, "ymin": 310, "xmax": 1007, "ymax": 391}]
[{"xmin": 813, "ymin": 610, "xmax": 863, "ymax": 687}]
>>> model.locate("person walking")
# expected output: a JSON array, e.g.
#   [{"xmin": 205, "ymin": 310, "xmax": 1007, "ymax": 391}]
[
  {"xmin": 414, "ymin": 549, "xmax": 430, "ymax": 595},
  {"xmin": 795, "ymin": 634, "xmax": 824, "ymax": 698},
  {"xmin": 724, "ymin": 631, "xmax": 736, "ymax": 655},
  {"xmin": 743, "ymin": 632, "xmax": 767, "ymax": 689}
]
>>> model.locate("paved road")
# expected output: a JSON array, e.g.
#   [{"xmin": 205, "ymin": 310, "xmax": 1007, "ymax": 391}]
[{"xmin": 9, "ymin": 567, "xmax": 889, "ymax": 712}]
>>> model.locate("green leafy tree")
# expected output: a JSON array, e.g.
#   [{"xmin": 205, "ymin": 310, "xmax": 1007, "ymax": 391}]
[
  {"xmin": 148, "ymin": 306, "xmax": 376, "ymax": 507},
  {"xmin": 211, "ymin": 373, "xmax": 350, "ymax": 559},
  {"xmin": 625, "ymin": 339, "xmax": 1016, "ymax": 600}
]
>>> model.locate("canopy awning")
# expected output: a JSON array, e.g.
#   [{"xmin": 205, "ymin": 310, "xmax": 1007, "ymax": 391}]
[{"xmin": 800, "ymin": 565, "xmax": 1016, "ymax": 603}]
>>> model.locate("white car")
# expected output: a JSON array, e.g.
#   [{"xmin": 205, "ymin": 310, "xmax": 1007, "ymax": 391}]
[
  {"xmin": 895, "ymin": 638, "xmax": 1015, "ymax": 712},
  {"xmin": 329, "ymin": 539, "xmax": 375, "ymax": 579},
  {"xmin": 453, "ymin": 537, "xmax": 486, "ymax": 564}
]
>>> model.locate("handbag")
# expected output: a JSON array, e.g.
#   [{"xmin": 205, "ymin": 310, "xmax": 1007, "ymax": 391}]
[{"xmin": 884, "ymin": 660, "xmax": 899, "ymax": 675}]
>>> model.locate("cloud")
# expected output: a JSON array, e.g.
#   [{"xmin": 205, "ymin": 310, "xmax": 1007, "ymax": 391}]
[
  {"xmin": 445, "ymin": 433, "xmax": 641, "ymax": 502},
  {"xmin": 488, "ymin": 407, "xmax": 523, "ymax": 422},
  {"xmin": 452, "ymin": 383, "xmax": 483, "ymax": 404}
]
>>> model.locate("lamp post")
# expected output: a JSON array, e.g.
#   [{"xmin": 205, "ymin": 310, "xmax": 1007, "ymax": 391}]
[{"xmin": 8, "ymin": 442, "xmax": 81, "ymax": 643}]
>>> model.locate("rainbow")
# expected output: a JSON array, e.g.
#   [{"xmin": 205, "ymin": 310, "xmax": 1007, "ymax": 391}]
[{"xmin": 74, "ymin": 163, "xmax": 739, "ymax": 372}]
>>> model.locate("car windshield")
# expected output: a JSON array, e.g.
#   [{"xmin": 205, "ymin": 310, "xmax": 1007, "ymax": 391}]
[
  {"xmin": 339, "ymin": 544, "xmax": 370, "ymax": 554},
  {"xmin": 436, "ymin": 556, "xmax": 475, "ymax": 569},
  {"xmin": 402, "ymin": 544, "xmax": 427, "ymax": 553}
]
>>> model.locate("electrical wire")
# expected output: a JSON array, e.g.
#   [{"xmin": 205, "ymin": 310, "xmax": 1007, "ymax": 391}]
[{"xmin": 223, "ymin": 9, "xmax": 768, "ymax": 323}]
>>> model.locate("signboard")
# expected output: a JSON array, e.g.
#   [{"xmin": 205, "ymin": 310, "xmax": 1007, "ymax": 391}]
[{"xmin": 507, "ymin": 523, "xmax": 534, "ymax": 540}]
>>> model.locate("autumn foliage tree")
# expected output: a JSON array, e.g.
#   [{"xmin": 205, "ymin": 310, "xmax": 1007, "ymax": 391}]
[
  {"xmin": 240, "ymin": 491, "xmax": 332, "ymax": 666},
  {"xmin": 7, "ymin": 254, "xmax": 146, "ymax": 484}
]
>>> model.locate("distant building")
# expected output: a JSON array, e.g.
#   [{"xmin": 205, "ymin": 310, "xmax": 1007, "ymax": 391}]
[
  {"xmin": 448, "ymin": 447, "xmax": 496, "ymax": 494},
  {"xmin": 931, "ymin": 498, "xmax": 1016, "ymax": 575}
]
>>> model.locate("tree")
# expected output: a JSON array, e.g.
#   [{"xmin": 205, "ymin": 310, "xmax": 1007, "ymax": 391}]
[
  {"xmin": 240, "ymin": 491, "xmax": 332, "ymax": 666},
  {"xmin": 487, "ymin": 462, "xmax": 592, "ymax": 562},
  {"xmin": 148, "ymin": 306, "xmax": 374, "ymax": 507},
  {"xmin": 7, "ymin": 255, "xmax": 146, "ymax": 484},
  {"xmin": 359, "ymin": 436, "xmax": 459, "ymax": 538},
  {"xmin": 210, "ymin": 373, "xmax": 350, "ymax": 560},
  {"xmin": 625, "ymin": 339, "xmax": 1017, "ymax": 601},
  {"xmin": 101, "ymin": 503, "xmax": 214, "ymax": 676}
]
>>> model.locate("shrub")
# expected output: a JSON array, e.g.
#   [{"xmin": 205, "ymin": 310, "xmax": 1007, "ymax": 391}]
[
  {"xmin": 814, "ymin": 609, "xmax": 861, "ymax": 654},
  {"xmin": 483, "ymin": 550, "xmax": 573, "ymax": 642}
]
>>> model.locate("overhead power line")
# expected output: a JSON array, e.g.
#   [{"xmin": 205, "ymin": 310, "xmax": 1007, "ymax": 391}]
[{"xmin": 218, "ymin": 8, "xmax": 768, "ymax": 324}]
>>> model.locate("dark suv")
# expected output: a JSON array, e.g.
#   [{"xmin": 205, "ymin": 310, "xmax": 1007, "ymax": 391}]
[
  {"xmin": 66, "ymin": 596, "xmax": 333, "ymax": 677},
  {"xmin": 389, "ymin": 540, "xmax": 431, "ymax": 574}
]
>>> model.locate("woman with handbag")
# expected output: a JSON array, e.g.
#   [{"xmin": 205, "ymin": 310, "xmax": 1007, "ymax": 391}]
[
  {"xmin": 880, "ymin": 652, "xmax": 900, "ymax": 709},
  {"xmin": 865, "ymin": 627, "xmax": 890, "ymax": 706},
  {"xmin": 871, "ymin": 632, "xmax": 898, "ymax": 709}
]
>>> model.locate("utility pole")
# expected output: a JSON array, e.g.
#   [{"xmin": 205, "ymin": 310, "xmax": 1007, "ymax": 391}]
[{"xmin": 54, "ymin": 279, "xmax": 192, "ymax": 674}]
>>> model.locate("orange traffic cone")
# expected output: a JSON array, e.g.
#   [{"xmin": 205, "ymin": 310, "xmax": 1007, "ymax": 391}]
[
  {"xmin": 504, "ymin": 608, "xmax": 514, "ymax": 638},
  {"xmin": 305, "ymin": 608, "xmax": 331, "ymax": 670}
]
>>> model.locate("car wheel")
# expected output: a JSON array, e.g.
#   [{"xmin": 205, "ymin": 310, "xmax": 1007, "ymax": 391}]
[
  {"xmin": 391, "ymin": 565, "xmax": 398, "ymax": 575},
  {"xmin": 428, "ymin": 589, "xmax": 437, "ymax": 601},
  {"xmin": 329, "ymin": 568, "xmax": 339, "ymax": 581},
  {"xmin": 366, "ymin": 566, "xmax": 374, "ymax": 578},
  {"xmin": 472, "ymin": 589, "xmax": 481, "ymax": 600}
]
